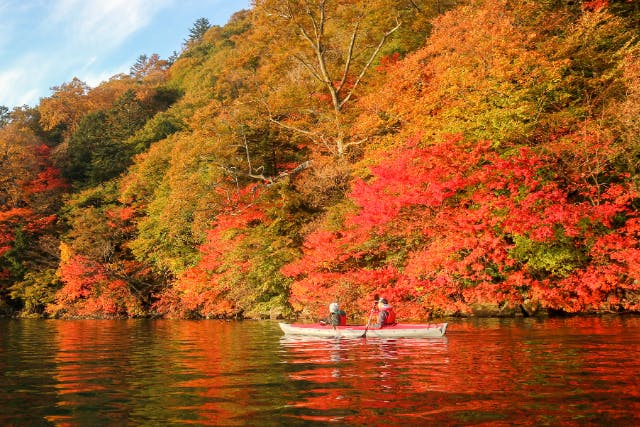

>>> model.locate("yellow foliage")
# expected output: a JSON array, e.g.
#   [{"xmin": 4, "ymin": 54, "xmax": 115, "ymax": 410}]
[{"xmin": 59, "ymin": 242, "xmax": 72, "ymax": 264}]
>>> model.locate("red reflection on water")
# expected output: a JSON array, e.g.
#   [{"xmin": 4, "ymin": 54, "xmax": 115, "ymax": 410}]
[
  {"xmin": 281, "ymin": 337, "xmax": 450, "ymax": 424},
  {"xmin": 47, "ymin": 320, "xmax": 132, "ymax": 426},
  {"xmin": 46, "ymin": 320, "xmax": 248, "ymax": 426},
  {"xmin": 280, "ymin": 317, "xmax": 640, "ymax": 426},
  {"xmin": 38, "ymin": 317, "xmax": 640, "ymax": 426},
  {"xmin": 167, "ymin": 320, "xmax": 239, "ymax": 425},
  {"xmin": 51, "ymin": 322, "xmax": 109, "ymax": 394}
]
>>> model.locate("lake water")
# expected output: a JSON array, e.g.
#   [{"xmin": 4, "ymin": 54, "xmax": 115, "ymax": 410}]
[{"xmin": 1, "ymin": 316, "xmax": 639, "ymax": 426}]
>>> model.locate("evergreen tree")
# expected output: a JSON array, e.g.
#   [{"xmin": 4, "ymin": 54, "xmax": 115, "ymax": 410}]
[
  {"xmin": 185, "ymin": 17, "xmax": 211, "ymax": 45},
  {"xmin": 64, "ymin": 90, "xmax": 152, "ymax": 187},
  {"xmin": 130, "ymin": 54, "xmax": 149, "ymax": 77}
]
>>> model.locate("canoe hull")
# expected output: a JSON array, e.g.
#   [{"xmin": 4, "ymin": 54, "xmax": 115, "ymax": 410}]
[{"xmin": 279, "ymin": 322, "xmax": 448, "ymax": 338}]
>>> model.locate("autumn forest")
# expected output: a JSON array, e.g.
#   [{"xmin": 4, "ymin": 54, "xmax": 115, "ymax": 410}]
[{"xmin": 1, "ymin": 0, "xmax": 639, "ymax": 321}]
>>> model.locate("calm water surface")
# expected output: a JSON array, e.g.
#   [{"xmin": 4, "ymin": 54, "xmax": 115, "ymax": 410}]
[{"xmin": 1, "ymin": 317, "xmax": 639, "ymax": 426}]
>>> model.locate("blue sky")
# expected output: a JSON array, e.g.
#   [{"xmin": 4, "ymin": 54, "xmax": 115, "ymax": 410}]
[{"xmin": 0, "ymin": 0, "xmax": 251, "ymax": 109}]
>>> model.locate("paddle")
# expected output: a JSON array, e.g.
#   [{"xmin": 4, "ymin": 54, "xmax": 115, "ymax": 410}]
[{"xmin": 360, "ymin": 294, "xmax": 379, "ymax": 338}]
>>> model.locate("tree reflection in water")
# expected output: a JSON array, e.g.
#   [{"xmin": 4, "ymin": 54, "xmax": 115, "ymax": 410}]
[
  {"xmin": 280, "ymin": 336, "xmax": 450, "ymax": 424},
  {"xmin": 1, "ymin": 318, "xmax": 639, "ymax": 426},
  {"xmin": 278, "ymin": 317, "xmax": 640, "ymax": 426}
]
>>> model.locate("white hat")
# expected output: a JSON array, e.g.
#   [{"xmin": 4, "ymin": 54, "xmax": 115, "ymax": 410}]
[{"xmin": 329, "ymin": 302, "xmax": 339, "ymax": 313}]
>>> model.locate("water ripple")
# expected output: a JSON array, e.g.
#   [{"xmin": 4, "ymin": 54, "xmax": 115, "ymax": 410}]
[{"xmin": 1, "ymin": 317, "xmax": 639, "ymax": 426}]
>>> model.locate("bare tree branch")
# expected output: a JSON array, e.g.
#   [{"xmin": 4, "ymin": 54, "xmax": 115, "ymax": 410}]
[
  {"xmin": 337, "ymin": 20, "xmax": 361, "ymax": 94},
  {"xmin": 342, "ymin": 136, "xmax": 369, "ymax": 152},
  {"xmin": 293, "ymin": 54, "xmax": 324, "ymax": 83},
  {"xmin": 339, "ymin": 16, "xmax": 401, "ymax": 110},
  {"xmin": 260, "ymin": 1, "xmax": 403, "ymax": 156}
]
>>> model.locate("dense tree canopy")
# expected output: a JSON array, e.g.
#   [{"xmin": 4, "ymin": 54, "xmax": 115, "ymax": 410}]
[{"xmin": 1, "ymin": 1, "xmax": 639, "ymax": 319}]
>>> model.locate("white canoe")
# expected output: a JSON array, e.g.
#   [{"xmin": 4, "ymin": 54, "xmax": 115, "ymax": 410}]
[{"xmin": 279, "ymin": 322, "xmax": 448, "ymax": 338}]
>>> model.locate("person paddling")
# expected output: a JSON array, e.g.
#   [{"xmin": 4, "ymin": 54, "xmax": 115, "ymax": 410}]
[{"xmin": 370, "ymin": 298, "xmax": 396, "ymax": 329}]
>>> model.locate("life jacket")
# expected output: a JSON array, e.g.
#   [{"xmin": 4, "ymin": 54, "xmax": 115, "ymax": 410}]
[
  {"xmin": 380, "ymin": 305, "xmax": 396, "ymax": 325},
  {"xmin": 330, "ymin": 311, "xmax": 347, "ymax": 326},
  {"xmin": 338, "ymin": 313, "xmax": 347, "ymax": 326}
]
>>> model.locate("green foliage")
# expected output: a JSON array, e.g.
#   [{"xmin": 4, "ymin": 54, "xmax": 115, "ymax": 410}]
[
  {"xmin": 186, "ymin": 17, "xmax": 211, "ymax": 45},
  {"xmin": 9, "ymin": 269, "xmax": 61, "ymax": 317},
  {"xmin": 169, "ymin": 12, "xmax": 254, "ymax": 108},
  {"xmin": 129, "ymin": 193, "xmax": 202, "ymax": 275},
  {"xmin": 128, "ymin": 111, "xmax": 186, "ymax": 153},
  {"xmin": 226, "ymin": 219, "xmax": 297, "ymax": 318},
  {"xmin": 64, "ymin": 90, "xmax": 152, "ymax": 186},
  {"xmin": 149, "ymin": 87, "xmax": 183, "ymax": 110},
  {"xmin": 62, "ymin": 183, "xmax": 120, "ymax": 259},
  {"xmin": 508, "ymin": 234, "xmax": 585, "ymax": 279},
  {"xmin": 64, "ymin": 110, "xmax": 105, "ymax": 183},
  {"xmin": 130, "ymin": 54, "xmax": 150, "ymax": 77},
  {"xmin": 126, "ymin": 128, "xmax": 235, "ymax": 275},
  {"xmin": 3, "ymin": 229, "xmax": 28, "ymax": 274}
]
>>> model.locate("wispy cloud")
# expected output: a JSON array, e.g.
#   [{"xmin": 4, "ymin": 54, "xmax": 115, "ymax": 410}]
[
  {"xmin": 0, "ymin": 54, "xmax": 49, "ymax": 106},
  {"xmin": 0, "ymin": 0, "xmax": 175, "ymax": 108},
  {"xmin": 47, "ymin": 0, "xmax": 173, "ymax": 47}
]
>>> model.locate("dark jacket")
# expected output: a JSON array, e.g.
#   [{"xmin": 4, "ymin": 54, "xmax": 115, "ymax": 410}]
[{"xmin": 322, "ymin": 310, "xmax": 347, "ymax": 326}]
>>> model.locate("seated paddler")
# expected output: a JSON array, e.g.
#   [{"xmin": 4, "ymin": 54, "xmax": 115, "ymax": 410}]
[
  {"xmin": 320, "ymin": 302, "xmax": 347, "ymax": 326},
  {"xmin": 371, "ymin": 298, "xmax": 396, "ymax": 328}
]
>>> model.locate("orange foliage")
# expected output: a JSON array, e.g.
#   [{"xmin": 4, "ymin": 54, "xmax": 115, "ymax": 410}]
[
  {"xmin": 9, "ymin": 0, "xmax": 640, "ymax": 319},
  {"xmin": 51, "ymin": 254, "xmax": 143, "ymax": 318},
  {"xmin": 582, "ymin": 0, "xmax": 610, "ymax": 11}
]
